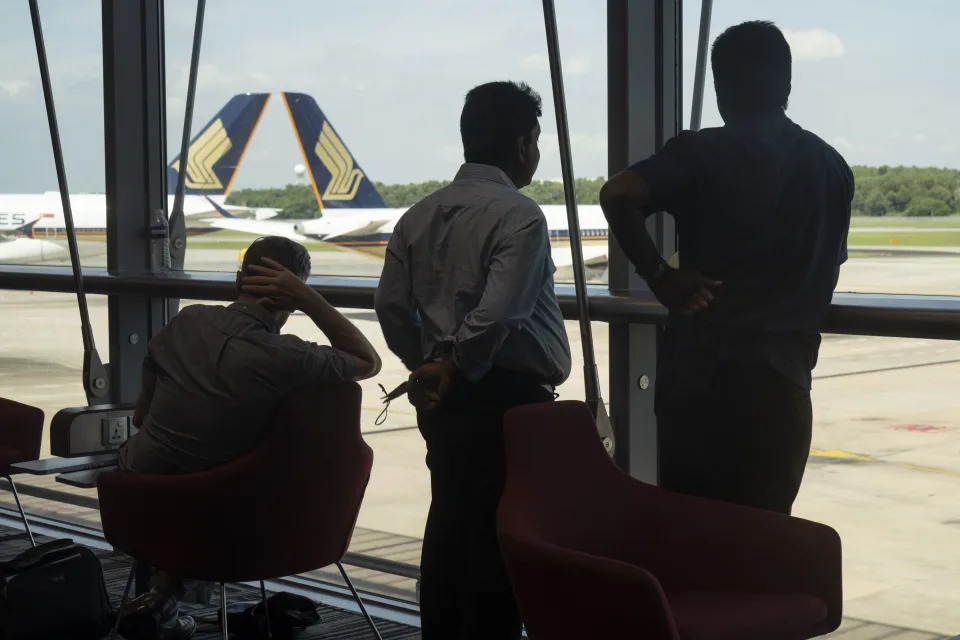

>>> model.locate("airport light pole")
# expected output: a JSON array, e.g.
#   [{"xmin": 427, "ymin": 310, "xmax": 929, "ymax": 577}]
[
  {"xmin": 29, "ymin": 0, "xmax": 110, "ymax": 403},
  {"xmin": 166, "ymin": 0, "xmax": 207, "ymax": 322},
  {"xmin": 542, "ymin": 0, "xmax": 616, "ymax": 457},
  {"xmin": 690, "ymin": 0, "xmax": 713, "ymax": 131}
]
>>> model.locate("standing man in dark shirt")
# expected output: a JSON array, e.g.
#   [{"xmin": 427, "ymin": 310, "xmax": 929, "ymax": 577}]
[
  {"xmin": 600, "ymin": 21, "xmax": 853, "ymax": 515},
  {"xmin": 375, "ymin": 81, "xmax": 571, "ymax": 639},
  {"xmin": 118, "ymin": 236, "xmax": 380, "ymax": 640}
]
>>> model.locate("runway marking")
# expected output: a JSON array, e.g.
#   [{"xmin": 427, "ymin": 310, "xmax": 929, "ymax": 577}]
[
  {"xmin": 810, "ymin": 448, "xmax": 872, "ymax": 462},
  {"xmin": 814, "ymin": 358, "xmax": 960, "ymax": 380},
  {"xmin": 888, "ymin": 424, "xmax": 957, "ymax": 433},
  {"xmin": 810, "ymin": 448, "xmax": 960, "ymax": 478}
]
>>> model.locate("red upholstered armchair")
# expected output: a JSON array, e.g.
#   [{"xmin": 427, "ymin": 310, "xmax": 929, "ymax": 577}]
[
  {"xmin": 0, "ymin": 397, "xmax": 44, "ymax": 547},
  {"xmin": 497, "ymin": 401, "xmax": 842, "ymax": 640},
  {"xmin": 97, "ymin": 382, "xmax": 382, "ymax": 640}
]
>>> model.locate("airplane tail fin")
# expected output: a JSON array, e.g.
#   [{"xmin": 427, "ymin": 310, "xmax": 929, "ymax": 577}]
[
  {"xmin": 282, "ymin": 92, "xmax": 387, "ymax": 209},
  {"xmin": 16, "ymin": 218, "xmax": 40, "ymax": 239},
  {"xmin": 168, "ymin": 93, "xmax": 270, "ymax": 197}
]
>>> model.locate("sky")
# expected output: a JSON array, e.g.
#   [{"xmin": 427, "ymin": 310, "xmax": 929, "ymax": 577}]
[{"xmin": 1, "ymin": 0, "xmax": 959, "ymax": 193}]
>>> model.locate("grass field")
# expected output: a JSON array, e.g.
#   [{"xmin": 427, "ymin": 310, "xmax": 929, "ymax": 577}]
[
  {"xmin": 847, "ymin": 230, "xmax": 960, "ymax": 247},
  {"xmin": 194, "ymin": 226, "xmax": 960, "ymax": 252},
  {"xmin": 187, "ymin": 230, "xmax": 338, "ymax": 252},
  {"xmin": 850, "ymin": 216, "xmax": 960, "ymax": 228}
]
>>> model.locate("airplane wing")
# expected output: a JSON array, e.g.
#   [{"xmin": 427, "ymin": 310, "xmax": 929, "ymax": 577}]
[
  {"xmin": 206, "ymin": 217, "xmax": 306, "ymax": 241},
  {"xmin": 321, "ymin": 219, "xmax": 393, "ymax": 241}
]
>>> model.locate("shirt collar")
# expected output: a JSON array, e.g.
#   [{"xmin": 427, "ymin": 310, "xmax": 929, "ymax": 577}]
[
  {"xmin": 454, "ymin": 163, "xmax": 517, "ymax": 190},
  {"xmin": 229, "ymin": 301, "xmax": 280, "ymax": 334}
]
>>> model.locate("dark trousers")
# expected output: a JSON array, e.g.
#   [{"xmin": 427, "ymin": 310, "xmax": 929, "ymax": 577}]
[
  {"xmin": 417, "ymin": 369, "xmax": 554, "ymax": 640},
  {"xmin": 657, "ymin": 361, "xmax": 813, "ymax": 515}
]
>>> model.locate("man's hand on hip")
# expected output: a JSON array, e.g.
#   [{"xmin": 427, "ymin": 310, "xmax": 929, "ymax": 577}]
[{"xmin": 650, "ymin": 267, "xmax": 722, "ymax": 315}]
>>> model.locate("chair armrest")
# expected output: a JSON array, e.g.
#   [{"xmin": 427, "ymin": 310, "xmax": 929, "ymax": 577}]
[
  {"xmin": 621, "ymin": 482, "xmax": 842, "ymax": 626},
  {"xmin": 500, "ymin": 531, "xmax": 679, "ymax": 640}
]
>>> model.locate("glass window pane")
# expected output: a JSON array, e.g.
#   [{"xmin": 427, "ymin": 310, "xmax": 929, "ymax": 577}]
[
  {"xmin": 0, "ymin": 290, "xmax": 108, "ymax": 529},
  {"xmin": 795, "ymin": 333, "xmax": 960, "ymax": 634},
  {"xmin": 683, "ymin": 1, "xmax": 960, "ymax": 296},
  {"xmin": 0, "ymin": 1, "xmax": 105, "ymax": 268},
  {"xmin": 166, "ymin": 0, "xmax": 607, "ymax": 285},
  {"xmin": 683, "ymin": 3, "xmax": 960, "ymax": 632}
]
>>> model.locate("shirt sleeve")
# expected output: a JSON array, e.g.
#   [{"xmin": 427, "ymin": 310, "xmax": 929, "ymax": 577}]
[
  {"xmin": 374, "ymin": 227, "xmax": 424, "ymax": 371},
  {"xmin": 838, "ymin": 162, "xmax": 855, "ymax": 265},
  {"xmin": 453, "ymin": 210, "xmax": 550, "ymax": 382},
  {"xmin": 141, "ymin": 351, "xmax": 157, "ymax": 391},
  {"xmin": 301, "ymin": 344, "xmax": 357, "ymax": 384},
  {"xmin": 627, "ymin": 132, "xmax": 697, "ymax": 214}
]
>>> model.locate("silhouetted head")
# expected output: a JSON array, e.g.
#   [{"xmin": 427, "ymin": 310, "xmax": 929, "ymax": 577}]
[
  {"xmin": 460, "ymin": 81, "xmax": 542, "ymax": 188},
  {"xmin": 711, "ymin": 21, "xmax": 791, "ymax": 122},
  {"xmin": 236, "ymin": 235, "xmax": 311, "ymax": 328}
]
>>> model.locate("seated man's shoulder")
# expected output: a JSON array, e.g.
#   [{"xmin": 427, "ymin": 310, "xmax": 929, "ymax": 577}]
[{"xmin": 169, "ymin": 303, "xmax": 224, "ymax": 325}]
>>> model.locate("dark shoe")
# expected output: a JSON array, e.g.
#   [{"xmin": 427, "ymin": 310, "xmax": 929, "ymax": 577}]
[
  {"xmin": 158, "ymin": 614, "xmax": 196, "ymax": 640},
  {"xmin": 119, "ymin": 593, "xmax": 195, "ymax": 640}
]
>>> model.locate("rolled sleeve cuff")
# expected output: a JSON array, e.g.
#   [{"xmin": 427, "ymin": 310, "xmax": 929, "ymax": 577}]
[{"xmin": 451, "ymin": 347, "xmax": 492, "ymax": 383}]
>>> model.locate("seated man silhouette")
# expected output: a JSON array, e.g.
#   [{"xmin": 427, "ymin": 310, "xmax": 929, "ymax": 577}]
[{"xmin": 117, "ymin": 236, "xmax": 381, "ymax": 640}]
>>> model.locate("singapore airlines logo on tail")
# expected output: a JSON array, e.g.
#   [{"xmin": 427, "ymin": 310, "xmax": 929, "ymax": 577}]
[
  {"xmin": 172, "ymin": 119, "xmax": 232, "ymax": 190},
  {"xmin": 315, "ymin": 122, "xmax": 364, "ymax": 201}
]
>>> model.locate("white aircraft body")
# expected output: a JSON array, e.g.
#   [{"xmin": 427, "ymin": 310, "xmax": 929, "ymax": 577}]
[
  {"xmin": 0, "ymin": 93, "xmax": 273, "ymax": 264},
  {"xmin": 210, "ymin": 92, "xmax": 611, "ymax": 275}
]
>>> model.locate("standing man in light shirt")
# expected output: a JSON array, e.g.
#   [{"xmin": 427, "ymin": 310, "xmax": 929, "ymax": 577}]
[{"xmin": 375, "ymin": 81, "xmax": 571, "ymax": 640}]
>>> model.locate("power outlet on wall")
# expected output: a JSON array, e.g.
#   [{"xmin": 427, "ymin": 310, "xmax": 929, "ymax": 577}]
[{"xmin": 101, "ymin": 416, "xmax": 128, "ymax": 446}]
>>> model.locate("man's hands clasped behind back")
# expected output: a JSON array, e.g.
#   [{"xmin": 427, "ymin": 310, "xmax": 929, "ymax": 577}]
[{"xmin": 408, "ymin": 358, "xmax": 459, "ymax": 412}]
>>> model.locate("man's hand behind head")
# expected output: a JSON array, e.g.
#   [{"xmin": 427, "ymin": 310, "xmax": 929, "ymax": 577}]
[{"xmin": 241, "ymin": 257, "xmax": 317, "ymax": 311}]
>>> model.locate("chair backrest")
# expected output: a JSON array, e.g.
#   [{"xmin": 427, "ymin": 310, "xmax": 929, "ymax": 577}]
[
  {"xmin": 98, "ymin": 381, "xmax": 372, "ymax": 581},
  {"xmin": 238, "ymin": 381, "xmax": 372, "ymax": 566},
  {"xmin": 498, "ymin": 400, "xmax": 641, "ymax": 555},
  {"xmin": 497, "ymin": 401, "xmax": 682, "ymax": 640},
  {"xmin": 0, "ymin": 397, "xmax": 44, "ymax": 464}
]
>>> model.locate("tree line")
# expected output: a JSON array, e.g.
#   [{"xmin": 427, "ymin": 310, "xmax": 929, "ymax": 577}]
[{"xmin": 225, "ymin": 166, "xmax": 960, "ymax": 219}]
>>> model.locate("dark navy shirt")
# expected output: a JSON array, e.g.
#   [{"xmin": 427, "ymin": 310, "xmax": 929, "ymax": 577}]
[{"xmin": 629, "ymin": 115, "xmax": 853, "ymax": 396}]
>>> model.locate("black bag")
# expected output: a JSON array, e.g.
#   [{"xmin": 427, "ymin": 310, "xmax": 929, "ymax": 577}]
[
  {"xmin": 217, "ymin": 591, "xmax": 322, "ymax": 639},
  {"xmin": 0, "ymin": 539, "xmax": 114, "ymax": 640}
]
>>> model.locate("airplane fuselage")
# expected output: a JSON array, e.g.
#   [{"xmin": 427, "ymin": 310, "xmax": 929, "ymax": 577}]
[
  {"xmin": 292, "ymin": 204, "xmax": 611, "ymax": 257},
  {"xmin": 0, "ymin": 192, "xmax": 231, "ymax": 238}
]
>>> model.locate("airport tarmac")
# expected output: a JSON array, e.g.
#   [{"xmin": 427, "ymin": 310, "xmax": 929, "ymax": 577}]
[{"xmin": 1, "ymin": 245, "xmax": 958, "ymax": 635}]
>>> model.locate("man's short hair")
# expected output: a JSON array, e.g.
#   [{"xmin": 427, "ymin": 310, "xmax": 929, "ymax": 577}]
[
  {"xmin": 460, "ymin": 81, "xmax": 542, "ymax": 165},
  {"xmin": 241, "ymin": 236, "xmax": 311, "ymax": 281},
  {"xmin": 711, "ymin": 21, "xmax": 791, "ymax": 116}
]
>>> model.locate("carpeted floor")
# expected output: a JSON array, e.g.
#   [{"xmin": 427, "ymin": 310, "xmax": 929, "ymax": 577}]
[{"xmin": 0, "ymin": 528, "xmax": 420, "ymax": 639}]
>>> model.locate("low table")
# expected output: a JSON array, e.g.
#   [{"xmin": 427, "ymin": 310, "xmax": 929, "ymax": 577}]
[
  {"xmin": 10, "ymin": 452, "xmax": 119, "ymax": 477},
  {"xmin": 55, "ymin": 467, "xmax": 118, "ymax": 489}
]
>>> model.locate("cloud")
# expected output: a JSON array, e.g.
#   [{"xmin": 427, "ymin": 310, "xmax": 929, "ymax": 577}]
[
  {"xmin": 0, "ymin": 80, "xmax": 30, "ymax": 97},
  {"xmin": 831, "ymin": 136, "xmax": 884, "ymax": 156},
  {"xmin": 782, "ymin": 28, "xmax": 845, "ymax": 62},
  {"xmin": 890, "ymin": 132, "xmax": 927, "ymax": 144},
  {"xmin": 520, "ymin": 53, "xmax": 592, "ymax": 77}
]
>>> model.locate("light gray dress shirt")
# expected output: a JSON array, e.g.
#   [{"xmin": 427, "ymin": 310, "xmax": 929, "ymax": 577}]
[{"xmin": 375, "ymin": 163, "xmax": 571, "ymax": 386}]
